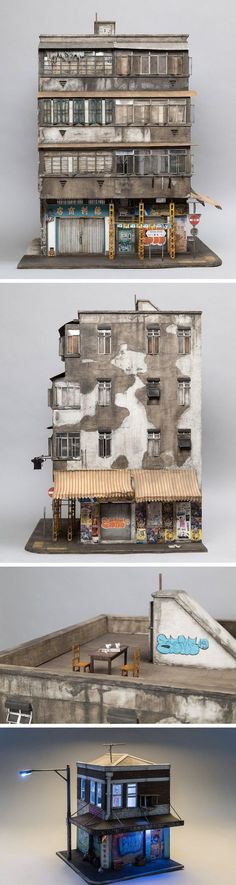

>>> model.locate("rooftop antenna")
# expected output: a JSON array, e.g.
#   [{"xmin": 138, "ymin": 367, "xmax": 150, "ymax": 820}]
[
  {"xmin": 159, "ymin": 572, "xmax": 163, "ymax": 593},
  {"xmin": 103, "ymin": 743, "xmax": 125, "ymax": 763}
]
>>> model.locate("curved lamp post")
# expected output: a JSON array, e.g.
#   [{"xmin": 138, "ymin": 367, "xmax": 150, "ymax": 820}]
[{"xmin": 18, "ymin": 766, "xmax": 72, "ymax": 861}]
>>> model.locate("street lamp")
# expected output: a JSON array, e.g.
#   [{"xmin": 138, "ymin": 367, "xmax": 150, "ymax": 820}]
[{"xmin": 18, "ymin": 766, "xmax": 72, "ymax": 860}]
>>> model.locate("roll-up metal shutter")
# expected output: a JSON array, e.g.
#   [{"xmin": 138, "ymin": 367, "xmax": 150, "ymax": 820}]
[{"xmin": 57, "ymin": 218, "xmax": 105, "ymax": 255}]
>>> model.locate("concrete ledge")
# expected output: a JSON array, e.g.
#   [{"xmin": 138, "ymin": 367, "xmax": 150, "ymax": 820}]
[{"xmin": 17, "ymin": 237, "xmax": 222, "ymax": 269}]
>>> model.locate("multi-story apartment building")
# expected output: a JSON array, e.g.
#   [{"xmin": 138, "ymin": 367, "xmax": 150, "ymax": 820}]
[
  {"xmin": 44, "ymin": 298, "xmax": 202, "ymax": 549},
  {"xmin": 57, "ymin": 751, "xmax": 184, "ymax": 878},
  {"xmin": 36, "ymin": 17, "xmax": 220, "ymax": 264}
]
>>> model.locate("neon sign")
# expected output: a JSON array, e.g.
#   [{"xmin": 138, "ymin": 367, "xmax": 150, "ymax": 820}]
[{"xmin": 156, "ymin": 634, "xmax": 209, "ymax": 656}]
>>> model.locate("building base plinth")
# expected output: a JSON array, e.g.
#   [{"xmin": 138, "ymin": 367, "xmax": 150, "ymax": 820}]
[
  {"xmin": 18, "ymin": 237, "xmax": 221, "ymax": 269},
  {"xmin": 57, "ymin": 851, "xmax": 184, "ymax": 882},
  {"xmin": 25, "ymin": 519, "xmax": 207, "ymax": 554}
]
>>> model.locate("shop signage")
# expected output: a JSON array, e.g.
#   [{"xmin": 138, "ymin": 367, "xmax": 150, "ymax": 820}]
[
  {"xmin": 156, "ymin": 634, "xmax": 209, "ymax": 655},
  {"xmin": 144, "ymin": 226, "xmax": 166, "ymax": 246}
]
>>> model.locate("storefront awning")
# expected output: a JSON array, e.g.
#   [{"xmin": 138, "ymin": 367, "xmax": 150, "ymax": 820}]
[
  {"xmin": 189, "ymin": 190, "xmax": 222, "ymax": 210},
  {"xmin": 53, "ymin": 469, "xmax": 133, "ymax": 500},
  {"xmin": 70, "ymin": 812, "xmax": 184, "ymax": 834},
  {"xmin": 133, "ymin": 469, "xmax": 201, "ymax": 502}
]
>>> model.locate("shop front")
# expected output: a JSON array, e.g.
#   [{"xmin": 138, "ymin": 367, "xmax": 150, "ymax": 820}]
[{"xmin": 75, "ymin": 825, "xmax": 179, "ymax": 876}]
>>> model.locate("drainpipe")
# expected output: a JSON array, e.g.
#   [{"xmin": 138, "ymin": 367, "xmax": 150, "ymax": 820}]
[{"xmin": 105, "ymin": 772, "xmax": 113, "ymax": 820}]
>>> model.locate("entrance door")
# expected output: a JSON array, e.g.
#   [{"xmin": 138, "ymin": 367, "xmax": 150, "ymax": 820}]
[
  {"xmin": 57, "ymin": 218, "xmax": 105, "ymax": 254},
  {"xmin": 176, "ymin": 502, "xmax": 191, "ymax": 540},
  {"xmin": 100, "ymin": 503, "xmax": 131, "ymax": 541}
]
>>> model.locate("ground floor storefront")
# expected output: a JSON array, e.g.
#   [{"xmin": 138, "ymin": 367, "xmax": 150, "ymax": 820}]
[
  {"xmin": 42, "ymin": 199, "xmax": 189, "ymax": 260},
  {"xmin": 50, "ymin": 468, "xmax": 202, "ymax": 546},
  {"xmin": 77, "ymin": 826, "xmax": 171, "ymax": 872}
]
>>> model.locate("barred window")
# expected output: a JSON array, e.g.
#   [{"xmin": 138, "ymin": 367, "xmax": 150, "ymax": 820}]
[
  {"xmin": 98, "ymin": 431, "xmax": 111, "ymax": 458},
  {"xmin": 177, "ymin": 378, "xmax": 191, "ymax": 406},
  {"xmin": 177, "ymin": 327, "xmax": 191, "ymax": 354},
  {"xmin": 147, "ymin": 327, "xmax": 160, "ymax": 354},
  {"xmin": 78, "ymin": 153, "xmax": 113, "ymax": 173},
  {"xmin": 147, "ymin": 430, "xmax": 161, "ymax": 457},
  {"xmin": 56, "ymin": 433, "xmax": 80, "ymax": 459},
  {"xmin": 43, "ymin": 51, "xmax": 113, "ymax": 76}
]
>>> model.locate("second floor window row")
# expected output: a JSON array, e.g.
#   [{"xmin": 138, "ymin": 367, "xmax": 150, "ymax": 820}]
[
  {"xmin": 43, "ymin": 148, "xmax": 190, "ymax": 177},
  {"xmin": 41, "ymin": 97, "xmax": 189, "ymax": 127},
  {"xmin": 55, "ymin": 428, "xmax": 192, "ymax": 460}
]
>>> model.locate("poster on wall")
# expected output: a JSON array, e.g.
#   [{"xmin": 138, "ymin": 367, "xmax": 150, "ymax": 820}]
[
  {"xmin": 162, "ymin": 502, "xmax": 175, "ymax": 541},
  {"xmin": 176, "ymin": 502, "xmax": 191, "ymax": 539},
  {"xmin": 80, "ymin": 503, "xmax": 100, "ymax": 542},
  {"xmin": 112, "ymin": 832, "xmax": 144, "ymax": 862},
  {"xmin": 78, "ymin": 828, "xmax": 89, "ymax": 854}
]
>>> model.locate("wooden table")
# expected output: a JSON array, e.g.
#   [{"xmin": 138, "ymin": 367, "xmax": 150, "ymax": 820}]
[{"xmin": 90, "ymin": 645, "xmax": 128, "ymax": 675}]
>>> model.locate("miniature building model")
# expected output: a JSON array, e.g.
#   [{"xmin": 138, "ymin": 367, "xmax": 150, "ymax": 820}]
[
  {"xmin": 44, "ymin": 298, "xmax": 202, "ymax": 549},
  {"xmin": 32, "ymin": 16, "xmax": 221, "ymax": 266},
  {"xmin": 57, "ymin": 751, "xmax": 184, "ymax": 879}
]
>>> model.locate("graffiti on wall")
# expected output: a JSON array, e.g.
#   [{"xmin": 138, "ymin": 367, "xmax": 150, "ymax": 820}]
[{"xmin": 156, "ymin": 634, "xmax": 209, "ymax": 656}]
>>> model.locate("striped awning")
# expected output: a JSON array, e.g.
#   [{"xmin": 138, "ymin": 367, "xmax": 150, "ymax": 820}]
[
  {"xmin": 53, "ymin": 469, "xmax": 133, "ymax": 500},
  {"xmin": 133, "ymin": 469, "xmax": 201, "ymax": 502}
]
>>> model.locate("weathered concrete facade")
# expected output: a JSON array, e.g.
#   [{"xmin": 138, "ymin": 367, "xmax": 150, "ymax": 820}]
[{"xmin": 37, "ymin": 18, "xmax": 201, "ymax": 260}]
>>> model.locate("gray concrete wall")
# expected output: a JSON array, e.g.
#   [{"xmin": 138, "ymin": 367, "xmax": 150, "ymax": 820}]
[{"xmin": 0, "ymin": 615, "xmax": 107, "ymax": 667}]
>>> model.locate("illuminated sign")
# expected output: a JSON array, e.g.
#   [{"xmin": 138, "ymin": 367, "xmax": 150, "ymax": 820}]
[{"xmin": 156, "ymin": 634, "xmax": 209, "ymax": 655}]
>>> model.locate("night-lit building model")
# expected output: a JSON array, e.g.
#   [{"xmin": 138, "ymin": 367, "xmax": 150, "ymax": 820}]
[
  {"xmin": 58, "ymin": 750, "xmax": 184, "ymax": 880},
  {"xmin": 18, "ymin": 16, "xmax": 221, "ymax": 268},
  {"xmin": 27, "ymin": 298, "xmax": 205, "ymax": 554}
]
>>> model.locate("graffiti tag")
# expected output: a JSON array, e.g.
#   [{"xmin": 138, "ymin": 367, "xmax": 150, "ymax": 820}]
[{"xmin": 156, "ymin": 634, "xmax": 209, "ymax": 656}]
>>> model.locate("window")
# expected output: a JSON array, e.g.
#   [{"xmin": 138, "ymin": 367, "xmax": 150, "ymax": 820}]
[
  {"xmin": 98, "ymin": 380, "xmax": 111, "ymax": 406},
  {"xmin": 73, "ymin": 100, "xmax": 85, "ymax": 125},
  {"xmin": 98, "ymin": 431, "xmax": 111, "ymax": 458},
  {"xmin": 90, "ymin": 780, "xmax": 96, "ymax": 804},
  {"xmin": 147, "ymin": 327, "xmax": 160, "ymax": 354},
  {"xmin": 168, "ymin": 101, "xmax": 186, "ymax": 124},
  {"xmin": 131, "ymin": 52, "xmax": 167, "ymax": 75},
  {"xmin": 140, "ymin": 794, "xmax": 159, "ymax": 808},
  {"xmin": 80, "ymin": 777, "xmax": 86, "ymax": 801},
  {"xmin": 116, "ymin": 151, "xmax": 135, "ymax": 175},
  {"xmin": 147, "ymin": 430, "xmax": 161, "ymax": 457},
  {"xmin": 133, "ymin": 101, "xmax": 150, "ymax": 125},
  {"xmin": 177, "ymin": 327, "xmax": 191, "ymax": 354},
  {"xmin": 54, "ymin": 384, "xmax": 80, "ymax": 408},
  {"xmin": 116, "ymin": 100, "xmax": 134, "ymax": 125},
  {"xmin": 112, "ymin": 783, "xmax": 122, "ymax": 808},
  {"xmin": 89, "ymin": 99, "xmax": 102, "ymax": 125},
  {"xmin": 67, "ymin": 330, "xmax": 80, "ymax": 355},
  {"xmin": 44, "ymin": 155, "xmax": 78, "ymax": 175},
  {"xmin": 127, "ymin": 784, "xmax": 137, "ymax": 808},
  {"xmin": 98, "ymin": 328, "xmax": 111, "ymax": 354},
  {"xmin": 177, "ymin": 378, "xmax": 191, "ymax": 406},
  {"xmin": 53, "ymin": 99, "xmax": 69, "ymax": 125},
  {"xmin": 147, "ymin": 379, "xmax": 160, "ymax": 400},
  {"xmin": 178, "ymin": 429, "xmax": 191, "ymax": 450},
  {"xmin": 42, "ymin": 99, "xmax": 51, "ymax": 124},
  {"xmin": 96, "ymin": 782, "xmax": 102, "ymax": 807},
  {"xmin": 116, "ymin": 55, "xmax": 130, "ymax": 75},
  {"xmin": 56, "ymin": 433, "xmax": 80, "ymax": 459}
]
